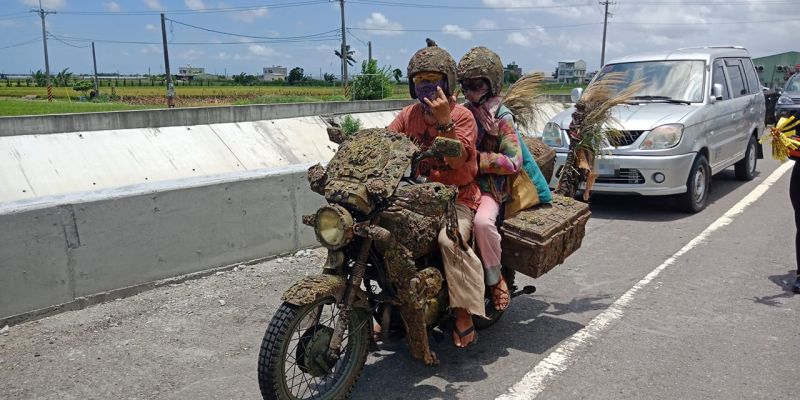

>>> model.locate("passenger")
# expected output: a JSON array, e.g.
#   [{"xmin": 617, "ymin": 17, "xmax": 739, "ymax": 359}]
[
  {"xmin": 388, "ymin": 39, "xmax": 485, "ymax": 348},
  {"xmin": 456, "ymin": 47, "xmax": 522, "ymax": 311}
]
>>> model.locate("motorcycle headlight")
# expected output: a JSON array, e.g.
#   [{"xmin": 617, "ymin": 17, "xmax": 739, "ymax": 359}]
[
  {"xmin": 314, "ymin": 204, "xmax": 354, "ymax": 249},
  {"xmin": 777, "ymin": 95, "xmax": 794, "ymax": 105},
  {"xmin": 542, "ymin": 122, "xmax": 566, "ymax": 148},
  {"xmin": 639, "ymin": 123, "xmax": 684, "ymax": 150}
]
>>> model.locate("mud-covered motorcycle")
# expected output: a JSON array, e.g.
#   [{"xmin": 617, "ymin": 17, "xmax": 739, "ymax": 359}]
[{"xmin": 256, "ymin": 124, "xmax": 591, "ymax": 400}]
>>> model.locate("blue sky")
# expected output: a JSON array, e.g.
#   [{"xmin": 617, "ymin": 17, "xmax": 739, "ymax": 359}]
[{"xmin": 1, "ymin": 0, "xmax": 798, "ymax": 77}]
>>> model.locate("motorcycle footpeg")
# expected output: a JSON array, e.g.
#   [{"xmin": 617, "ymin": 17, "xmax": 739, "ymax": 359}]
[{"xmin": 511, "ymin": 285, "xmax": 536, "ymax": 298}]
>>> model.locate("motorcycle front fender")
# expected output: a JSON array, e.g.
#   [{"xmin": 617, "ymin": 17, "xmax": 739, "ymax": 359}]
[{"xmin": 280, "ymin": 273, "xmax": 369, "ymax": 309}]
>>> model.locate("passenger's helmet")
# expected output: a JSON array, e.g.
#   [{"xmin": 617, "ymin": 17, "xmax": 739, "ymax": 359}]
[
  {"xmin": 407, "ymin": 38, "xmax": 457, "ymax": 99},
  {"xmin": 457, "ymin": 46, "xmax": 504, "ymax": 96}
]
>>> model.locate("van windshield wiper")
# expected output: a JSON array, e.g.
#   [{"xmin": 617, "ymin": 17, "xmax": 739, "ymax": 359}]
[{"xmin": 631, "ymin": 95, "xmax": 691, "ymax": 105}]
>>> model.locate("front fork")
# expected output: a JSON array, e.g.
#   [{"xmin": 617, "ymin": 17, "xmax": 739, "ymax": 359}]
[{"xmin": 327, "ymin": 237, "xmax": 373, "ymax": 360}]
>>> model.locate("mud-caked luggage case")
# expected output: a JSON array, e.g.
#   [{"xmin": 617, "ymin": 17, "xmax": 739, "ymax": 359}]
[{"xmin": 500, "ymin": 195, "xmax": 590, "ymax": 279}]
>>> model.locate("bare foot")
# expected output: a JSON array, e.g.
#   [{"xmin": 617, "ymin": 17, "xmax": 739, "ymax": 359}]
[
  {"xmin": 452, "ymin": 308, "xmax": 477, "ymax": 348},
  {"xmin": 492, "ymin": 276, "xmax": 510, "ymax": 311}
]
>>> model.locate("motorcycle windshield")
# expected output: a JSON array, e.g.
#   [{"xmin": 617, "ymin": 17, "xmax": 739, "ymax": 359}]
[{"xmin": 323, "ymin": 128, "xmax": 418, "ymax": 214}]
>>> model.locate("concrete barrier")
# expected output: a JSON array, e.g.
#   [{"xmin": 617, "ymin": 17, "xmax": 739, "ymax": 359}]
[
  {"xmin": 0, "ymin": 99, "xmax": 414, "ymax": 137},
  {"xmin": 0, "ymin": 166, "xmax": 325, "ymax": 324}
]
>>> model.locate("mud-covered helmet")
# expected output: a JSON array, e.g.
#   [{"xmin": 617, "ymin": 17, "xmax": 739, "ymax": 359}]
[
  {"xmin": 407, "ymin": 38, "xmax": 457, "ymax": 99},
  {"xmin": 457, "ymin": 46, "xmax": 504, "ymax": 96}
]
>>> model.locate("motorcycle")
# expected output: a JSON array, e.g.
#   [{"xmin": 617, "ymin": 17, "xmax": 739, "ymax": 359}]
[{"xmin": 256, "ymin": 127, "xmax": 534, "ymax": 400}]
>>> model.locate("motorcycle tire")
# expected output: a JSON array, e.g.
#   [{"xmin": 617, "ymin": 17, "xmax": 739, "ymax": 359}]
[
  {"xmin": 257, "ymin": 297, "xmax": 370, "ymax": 400},
  {"xmin": 473, "ymin": 267, "xmax": 516, "ymax": 330}
]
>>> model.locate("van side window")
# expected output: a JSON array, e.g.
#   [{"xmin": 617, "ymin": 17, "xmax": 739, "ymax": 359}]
[
  {"xmin": 741, "ymin": 58, "xmax": 761, "ymax": 94},
  {"xmin": 724, "ymin": 59, "xmax": 747, "ymax": 97},
  {"xmin": 712, "ymin": 59, "xmax": 730, "ymax": 100}
]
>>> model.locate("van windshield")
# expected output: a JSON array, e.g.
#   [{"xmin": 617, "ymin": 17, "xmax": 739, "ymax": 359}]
[{"xmin": 595, "ymin": 60, "xmax": 706, "ymax": 103}]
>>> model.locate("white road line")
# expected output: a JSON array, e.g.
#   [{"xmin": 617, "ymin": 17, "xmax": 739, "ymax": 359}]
[{"xmin": 497, "ymin": 161, "xmax": 794, "ymax": 400}]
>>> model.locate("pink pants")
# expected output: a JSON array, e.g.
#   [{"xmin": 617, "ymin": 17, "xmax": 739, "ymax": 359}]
[{"xmin": 474, "ymin": 193, "xmax": 502, "ymax": 286}]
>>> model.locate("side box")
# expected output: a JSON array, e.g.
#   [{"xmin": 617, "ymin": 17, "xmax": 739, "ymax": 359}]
[{"xmin": 500, "ymin": 195, "xmax": 590, "ymax": 279}]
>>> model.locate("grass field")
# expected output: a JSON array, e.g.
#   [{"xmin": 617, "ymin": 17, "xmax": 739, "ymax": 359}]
[{"xmin": 0, "ymin": 82, "xmax": 582, "ymax": 116}]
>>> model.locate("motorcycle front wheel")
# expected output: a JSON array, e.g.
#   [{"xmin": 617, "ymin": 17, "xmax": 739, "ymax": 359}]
[{"xmin": 257, "ymin": 297, "xmax": 369, "ymax": 400}]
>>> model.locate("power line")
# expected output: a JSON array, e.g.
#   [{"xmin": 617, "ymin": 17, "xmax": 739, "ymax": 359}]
[
  {"xmin": 47, "ymin": 32, "xmax": 90, "ymax": 48},
  {"xmin": 348, "ymin": 0, "xmax": 596, "ymax": 9},
  {"xmin": 56, "ymin": 1, "xmax": 329, "ymax": 16},
  {"xmin": 348, "ymin": 22, "xmax": 603, "ymax": 33},
  {"xmin": 0, "ymin": 37, "xmax": 40, "ymax": 50},
  {"xmin": 42, "ymin": 33, "xmax": 340, "ymax": 46},
  {"xmin": 611, "ymin": 17, "xmax": 800, "ymax": 26},
  {"xmin": 165, "ymin": 17, "xmax": 340, "ymax": 40}
]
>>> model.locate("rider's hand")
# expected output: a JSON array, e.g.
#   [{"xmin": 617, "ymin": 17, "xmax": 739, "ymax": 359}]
[{"xmin": 422, "ymin": 86, "xmax": 454, "ymax": 125}]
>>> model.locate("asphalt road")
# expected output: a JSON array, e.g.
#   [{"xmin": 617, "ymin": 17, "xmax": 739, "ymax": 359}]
[{"xmin": 1, "ymin": 157, "xmax": 797, "ymax": 400}]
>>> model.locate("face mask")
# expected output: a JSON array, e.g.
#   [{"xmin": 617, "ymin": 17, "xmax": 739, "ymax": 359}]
[
  {"xmin": 465, "ymin": 86, "xmax": 490, "ymax": 104},
  {"xmin": 415, "ymin": 80, "xmax": 444, "ymax": 113}
]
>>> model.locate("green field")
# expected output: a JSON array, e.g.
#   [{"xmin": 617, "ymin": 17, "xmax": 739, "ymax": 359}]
[{"xmin": 0, "ymin": 82, "xmax": 581, "ymax": 116}]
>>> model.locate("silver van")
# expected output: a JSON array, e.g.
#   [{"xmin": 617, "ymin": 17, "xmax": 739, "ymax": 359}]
[{"xmin": 543, "ymin": 46, "xmax": 765, "ymax": 212}]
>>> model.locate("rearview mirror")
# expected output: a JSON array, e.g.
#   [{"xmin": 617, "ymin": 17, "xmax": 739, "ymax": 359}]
[
  {"xmin": 710, "ymin": 83, "xmax": 723, "ymax": 103},
  {"xmin": 429, "ymin": 137, "xmax": 462, "ymax": 158},
  {"xmin": 570, "ymin": 87, "xmax": 583, "ymax": 103}
]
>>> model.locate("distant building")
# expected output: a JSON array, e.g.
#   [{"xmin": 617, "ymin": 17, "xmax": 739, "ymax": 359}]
[
  {"xmin": 176, "ymin": 65, "xmax": 205, "ymax": 81},
  {"xmin": 503, "ymin": 61, "xmax": 523, "ymax": 83},
  {"xmin": 753, "ymin": 51, "xmax": 800, "ymax": 89},
  {"xmin": 263, "ymin": 66, "xmax": 287, "ymax": 81},
  {"xmin": 583, "ymin": 70, "xmax": 598, "ymax": 83},
  {"xmin": 556, "ymin": 59, "xmax": 587, "ymax": 84}
]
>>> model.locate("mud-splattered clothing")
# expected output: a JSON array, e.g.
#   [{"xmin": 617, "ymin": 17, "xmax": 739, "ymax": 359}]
[
  {"xmin": 466, "ymin": 102, "xmax": 523, "ymax": 204},
  {"xmin": 388, "ymin": 102, "xmax": 481, "ymax": 211}
]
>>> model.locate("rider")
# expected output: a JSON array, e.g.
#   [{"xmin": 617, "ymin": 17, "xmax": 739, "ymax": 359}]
[
  {"xmin": 388, "ymin": 39, "xmax": 485, "ymax": 348},
  {"xmin": 456, "ymin": 46, "xmax": 523, "ymax": 311}
]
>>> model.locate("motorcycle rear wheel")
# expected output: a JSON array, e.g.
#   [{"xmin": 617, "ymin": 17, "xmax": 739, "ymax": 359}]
[
  {"xmin": 474, "ymin": 267, "xmax": 516, "ymax": 330},
  {"xmin": 257, "ymin": 297, "xmax": 369, "ymax": 400}
]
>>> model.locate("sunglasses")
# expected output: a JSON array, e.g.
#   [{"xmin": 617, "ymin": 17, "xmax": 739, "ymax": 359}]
[
  {"xmin": 460, "ymin": 80, "xmax": 487, "ymax": 92},
  {"xmin": 413, "ymin": 72, "xmax": 444, "ymax": 85}
]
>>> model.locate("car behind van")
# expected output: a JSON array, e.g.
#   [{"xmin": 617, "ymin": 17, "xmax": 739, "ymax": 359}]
[{"xmin": 543, "ymin": 46, "xmax": 766, "ymax": 212}]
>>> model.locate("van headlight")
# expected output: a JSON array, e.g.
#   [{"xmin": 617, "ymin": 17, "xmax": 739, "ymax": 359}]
[
  {"xmin": 314, "ymin": 205, "xmax": 354, "ymax": 249},
  {"xmin": 640, "ymin": 124, "xmax": 684, "ymax": 150},
  {"xmin": 542, "ymin": 122, "xmax": 566, "ymax": 148},
  {"xmin": 777, "ymin": 95, "xmax": 794, "ymax": 105}
]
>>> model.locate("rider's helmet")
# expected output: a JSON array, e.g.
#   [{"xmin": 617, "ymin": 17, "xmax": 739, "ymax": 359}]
[
  {"xmin": 456, "ymin": 46, "xmax": 504, "ymax": 96},
  {"xmin": 407, "ymin": 38, "xmax": 457, "ymax": 99}
]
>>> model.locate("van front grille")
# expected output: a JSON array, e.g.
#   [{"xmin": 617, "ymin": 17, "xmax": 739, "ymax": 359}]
[
  {"xmin": 610, "ymin": 131, "xmax": 645, "ymax": 147},
  {"xmin": 596, "ymin": 168, "xmax": 645, "ymax": 184}
]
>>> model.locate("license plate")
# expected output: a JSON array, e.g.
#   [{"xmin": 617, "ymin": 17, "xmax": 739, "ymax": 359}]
[{"xmin": 595, "ymin": 158, "xmax": 618, "ymax": 176}]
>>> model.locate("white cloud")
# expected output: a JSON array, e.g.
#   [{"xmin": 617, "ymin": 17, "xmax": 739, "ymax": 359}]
[
  {"xmin": 139, "ymin": 44, "xmax": 160, "ymax": 54},
  {"xmin": 217, "ymin": 52, "xmax": 231, "ymax": 60},
  {"xmin": 143, "ymin": 0, "xmax": 166, "ymax": 11},
  {"xmin": 0, "ymin": 20, "xmax": 20, "ymax": 28},
  {"xmin": 507, "ymin": 32, "xmax": 531, "ymax": 47},
  {"xmin": 103, "ymin": 1, "xmax": 121, "ymax": 12},
  {"xmin": 482, "ymin": 0, "xmax": 585, "ymax": 18},
  {"xmin": 145, "ymin": 24, "xmax": 156, "ymax": 31},
  {"xmin": 358, "ymin": 13, "xmax": 403, "ymax": 36},
  {"xmin": 180, "ymin": 48, "xmax": 204, "ymax": 60},
  {"xmin": 476, "ymin": 18, "xmax": 497, "ymax": 30},
  {"xmin": 232, "ymin": 7, "xmax": 268, "ymax": 22},
  {"xmin": 184, "ymin": 0, "xmax": 206, "ymax": 10},
  {"xmin": 22, "ymin": 0, "xmax": 65, "ymax": 9},
  {"xmin": 249, "ymin": 44, "xmax": 278, "ymax": 57},
  {"xmin": 442, "ymin": 24, "xmax": 472, "ymax": 40}
]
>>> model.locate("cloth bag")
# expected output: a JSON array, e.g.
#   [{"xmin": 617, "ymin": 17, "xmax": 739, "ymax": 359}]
[{"xmin": 502, "ymin": 109, "xmax": 553, "ymax": 218}]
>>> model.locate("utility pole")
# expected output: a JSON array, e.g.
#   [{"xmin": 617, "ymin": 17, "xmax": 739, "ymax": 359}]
[
  {"xmin": 160, "ymin": 13, "xmax": 175, "ymax": 108},
  {"xmin": 339, "ymin": 0, "xmax": 348, "ymax": 87},
  {"xmin": 34, "ymin": 0, "xmax": 54, "ymax": 102},
  {"xmin": 368, "ymin": 41, "xmax": 372, "ymax": 63},
  {"xmin": 91, "ymin": 42, "xmax": 99, "ymax": 96},
  {"xmin": 600, "ymin": 1, "xmax": 612, "ymax": 67}
]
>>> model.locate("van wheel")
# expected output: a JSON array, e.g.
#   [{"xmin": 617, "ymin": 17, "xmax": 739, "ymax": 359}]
[
  {"xmin": 677, "ymin": 154, "xmax": 710, "ymax": 213},
  {"xmin": 734, "ymin": 135, "xmax": 758, "ymax": 181}
]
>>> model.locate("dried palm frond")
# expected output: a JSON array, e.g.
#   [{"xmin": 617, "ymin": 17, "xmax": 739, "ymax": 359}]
[
  {"xmin": 556, "ymin": 72, "xmax": 643, "ymax": 199},
  {"xmin": 502, "ymin": 72, "xmax": 546, "ymax": 132},
  {"xmin": 573, "ymin": 72, "xmax": 643, "ymax": 157},
  {"xmin": 760, "ymin": 115, "xmax": 800, "ymax": 162}
]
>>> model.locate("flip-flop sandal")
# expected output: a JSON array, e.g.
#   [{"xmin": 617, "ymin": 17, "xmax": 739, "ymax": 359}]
[
  {"xmin": 452, "ymin": 325, "xmax": 478, "ymax": 348},
  {"xmin": 492, "ymin": 277, "xmax": 510, "ymax": 311}
]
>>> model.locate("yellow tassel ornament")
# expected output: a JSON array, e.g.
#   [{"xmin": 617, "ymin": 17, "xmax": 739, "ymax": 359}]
[{"xmin": 760, "ymin": 116, "xmax": 800, "ymax": 163}]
